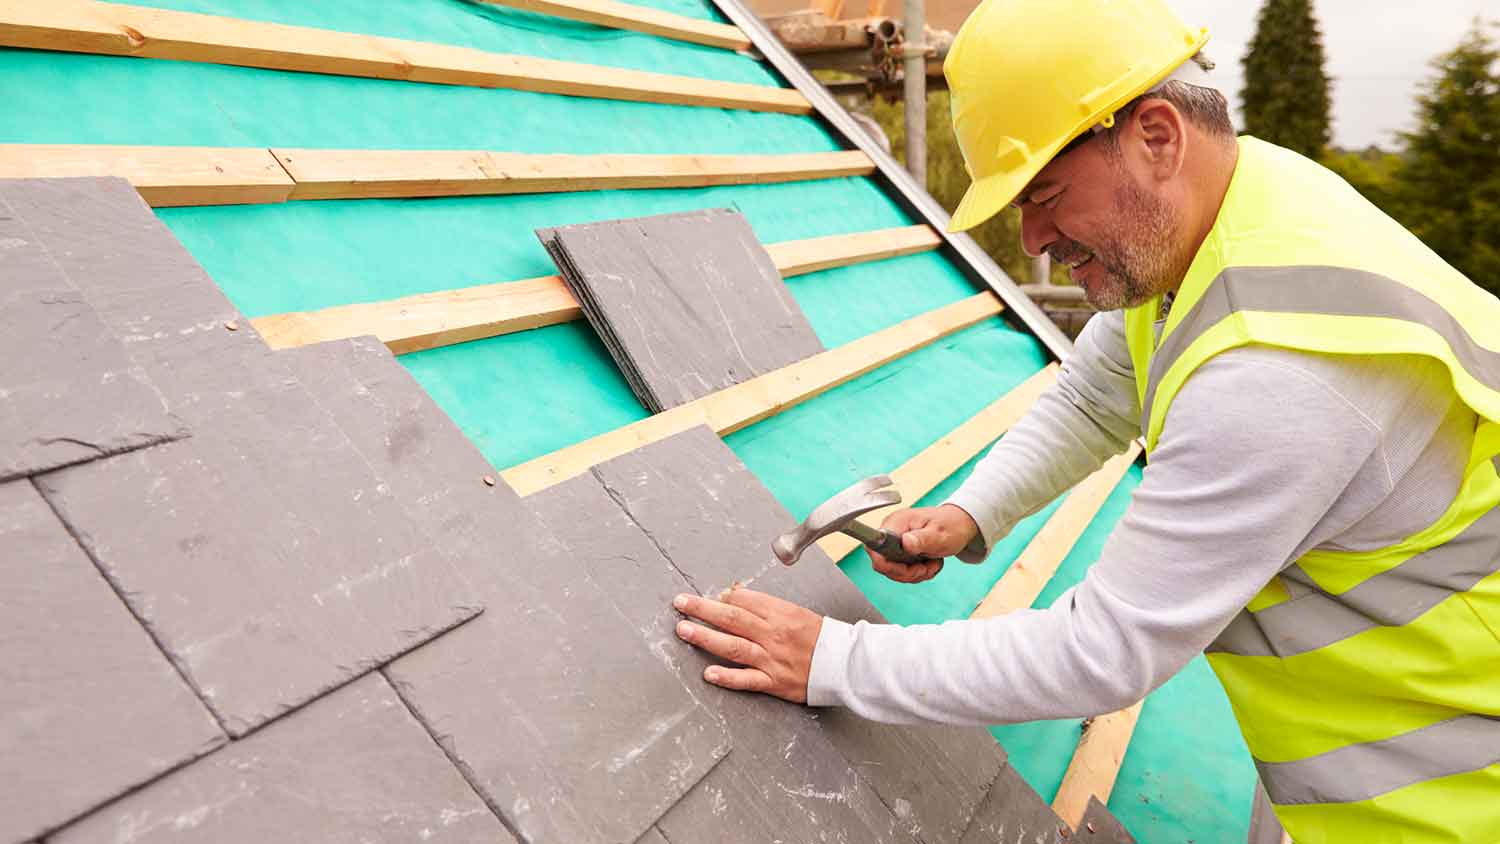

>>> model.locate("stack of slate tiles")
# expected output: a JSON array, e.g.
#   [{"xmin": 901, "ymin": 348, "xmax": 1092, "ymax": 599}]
[
  {"xmin": 1, "ymin": 177, "xmax": 1135, "ymax": 844},
  {"xmin": 539, "ymin": 208, "xmax": 826, "ymax": 412}
]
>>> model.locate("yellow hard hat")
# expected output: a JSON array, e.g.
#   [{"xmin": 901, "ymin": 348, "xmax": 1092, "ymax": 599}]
[{"xmin": 943, "ymin": 0, "xmax": 1209, "ymax": 232}]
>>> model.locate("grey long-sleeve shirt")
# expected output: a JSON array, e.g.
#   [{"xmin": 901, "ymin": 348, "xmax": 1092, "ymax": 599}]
[{"xmin": 806, "ymin": 309, "xmax": 1474, "ymax": 725}]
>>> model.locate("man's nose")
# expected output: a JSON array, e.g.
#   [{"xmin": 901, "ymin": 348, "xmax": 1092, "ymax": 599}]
[{"xmin": 1019, "ymin": 205, "xmax": 1058, "ymax": 259}]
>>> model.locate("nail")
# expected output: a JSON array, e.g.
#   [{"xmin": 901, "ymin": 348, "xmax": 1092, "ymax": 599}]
[
  {"xmin": 676, "ymin": 621, "xmax": 692, "ymax": 640},
  {"xmin": 705, "ymin": 668, "xmax": 720, "ymax": 682},
  {"xmin": 673, "ymin": 594, "xmax": 688, "ymax": 610}
]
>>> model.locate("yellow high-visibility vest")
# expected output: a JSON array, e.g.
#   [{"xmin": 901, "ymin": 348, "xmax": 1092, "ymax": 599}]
[{"xmin": 1124, "ymin": 136, "xmax": 1500, "ymax": 844}]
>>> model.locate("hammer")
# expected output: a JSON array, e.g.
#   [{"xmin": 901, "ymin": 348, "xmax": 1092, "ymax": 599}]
[{"xmin": 772, "ymin": 474, "xmax": 933, "ymax": 566}]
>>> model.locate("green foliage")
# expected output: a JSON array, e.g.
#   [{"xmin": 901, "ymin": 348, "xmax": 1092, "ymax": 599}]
[
  {"xmin": 1242, "ymin": 0, "xmax": 1333, "ymax": 159},
  {"xmin": 1386, "ymin": 20, "xmax": 1500, "ymax": 295},
  {"xmin": 1322, "ymin": 146, "xmax": 1402, "ymax": 211},
  {"xmin": 858, "ymin": 91, "xmax": 1036, "ymax": 284}
]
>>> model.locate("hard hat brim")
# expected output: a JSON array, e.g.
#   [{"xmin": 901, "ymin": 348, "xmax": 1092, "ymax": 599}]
[{"xmin": 947, "ymin": 147, "xmax": 1057, "ymax": 233}]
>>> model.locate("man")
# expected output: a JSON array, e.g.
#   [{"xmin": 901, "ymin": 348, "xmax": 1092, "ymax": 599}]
[{"xmin": 670, "ymin": 0, "xmax": 1500, "ymax": 840}]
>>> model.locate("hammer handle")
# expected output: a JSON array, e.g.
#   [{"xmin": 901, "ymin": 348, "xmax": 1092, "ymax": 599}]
[{"xmin": 841, "ymin": 520, "xmax": 932, "ymax": 565}]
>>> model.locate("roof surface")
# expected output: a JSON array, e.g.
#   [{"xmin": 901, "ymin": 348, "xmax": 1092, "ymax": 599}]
[{"xmin": 0, "ymin": 0, "xmax": 1257, "ymax": 840}]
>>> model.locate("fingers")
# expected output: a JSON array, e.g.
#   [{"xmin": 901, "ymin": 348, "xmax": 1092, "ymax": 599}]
[
  {"xmin": 719, "ymin": 585, "xmax": 795, "ymax": 620},
  {"xmin": 673, "ymin": 592, "xmax": 769, "ymax": 638},
  {"xmin": 869, "ymin": 554, "xmax": 944, "ymax": 584},
  {"xmin": 676, "ymin": 619, "xmax": 768, "ymax": 666},
  {"xmin": 703, "ymin": 665, "xmax": 774, "ymax": 693},
  {"xmin": 879, "ymin": 507, "xmax": 932, "ymax": 535}
]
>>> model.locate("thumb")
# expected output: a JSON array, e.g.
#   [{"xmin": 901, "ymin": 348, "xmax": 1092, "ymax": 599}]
[{"xmin": 901, "ymin": 524, "xmax": 942, "ymax": 558}]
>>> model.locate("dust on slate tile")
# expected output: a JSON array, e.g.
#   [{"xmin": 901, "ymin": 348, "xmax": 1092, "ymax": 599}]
[
  {"xmin": 0, "ymin": 187, "xmax": 185, "ymax": 481},
  {"xmin": 51, "ymin": 673, "xmax": 513, "ymax": 844},
  {"xmin": 590, "ymin": 425, "xmax": 1008, "ymax": 842},
  {"xmin": 529, "ymin": 470, "xmax": 917, "ymax": 844},
  {"xmin": 0, "ymin": 478, "xmax": 223, "ymax": 844},
  {"xmin": 283, "ymin": 337, "xmax": 729, "ymax": 844}
]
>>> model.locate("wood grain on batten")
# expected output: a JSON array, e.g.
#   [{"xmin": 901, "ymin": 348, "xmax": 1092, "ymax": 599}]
[
  {"xmin": 251, "ymin": 225, "xmax": 941, "ymax": 354},
  {"xmin": 501, "ymin": 293, "xmax": 1007, "ymax": 496},
  {"xmin": 0, "ymin": 144, "xmax": 295, "ymax": 207},
  {"xmin": 0, "ymin": 0, "xmax": 807, "ymax": 113},
  {"xmin": 271, "ymin": 149, "xmax": 874, "ymax": 200},
  {"xmin": 476, "ymin": 0, "xmax": 751, "ymax": 51}
]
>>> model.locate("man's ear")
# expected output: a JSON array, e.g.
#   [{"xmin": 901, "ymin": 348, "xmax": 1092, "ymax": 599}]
[{"xmin": 1128, "ymin": 99, "xmax": 1187, "ymax": 183}]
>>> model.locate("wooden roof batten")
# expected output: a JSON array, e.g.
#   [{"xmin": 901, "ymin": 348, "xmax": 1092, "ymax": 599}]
[
  {"xmin": 0, "ymin": 0, "xmax": 807, "ymax": 113},
  {"xmin": 0, "ymin": 144, "xmax": 874, "ymax": 206}
]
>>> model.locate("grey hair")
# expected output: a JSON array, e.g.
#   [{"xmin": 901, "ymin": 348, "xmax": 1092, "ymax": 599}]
[{"xmin": 1107, "ymin": 52, "xmax": 1236, "ymax": 143}]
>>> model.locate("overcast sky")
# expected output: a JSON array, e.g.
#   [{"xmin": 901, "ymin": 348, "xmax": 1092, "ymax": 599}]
[{"xmin": 1166, "ymin": 1, "xmax": 1495, "ymax": 149}]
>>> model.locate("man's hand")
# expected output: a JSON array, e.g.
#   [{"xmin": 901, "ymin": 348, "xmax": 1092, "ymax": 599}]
[
  {"xmin": 672, "ymin": 586, "xmax": 822, "ymax": 703},
  {"xmin": 869, "ymin": 504, "xmax": 980, "ymax": 584}
]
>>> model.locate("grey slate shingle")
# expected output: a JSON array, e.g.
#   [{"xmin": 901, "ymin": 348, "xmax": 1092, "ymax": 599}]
[
  {"xmin": 539, "ymin": 209, "xmax": 825, "ymax": 413},
  {"xmin": 528, "ymin": 468, "xmax": 917, "ymax": 844},
  {"xmin": 51, "ymin": 673, "xmax": 515, "ymax": 844},
  {"xmin": 1076, "ymin": 797, "xmax": 1137, "ymax": 843},
  {"xmin": 0, "ymin": 189, "xmax": 185, "ymax": 481},
  {"xmin": 590, "ymin": 426, "xmax": 1008, "ymax": 842},
  {"xmin": 960, "ymin": 764, "xmax": 1069, "ymax": 844},
  {"xmin": 0, "ymin": 478, "xmax": 224, "ymax": 844},
  {"xmin": 9, "ymin": 177, "xmax": 482, "ymax": 737},
  {"xmin": 283, "ymin": 336, "xmax": 731, "ymax": 844}
]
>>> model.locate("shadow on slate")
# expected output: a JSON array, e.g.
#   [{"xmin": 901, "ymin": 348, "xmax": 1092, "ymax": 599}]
[
  {"xmin": 0, "ymin": 479, "xmax": 224, "ymax": 844},
  {"xmin": 51, "ymin": 673, "xmax": 513, "ymax": 844},
  {"xmin": 1075, "ymin": 797, "xmax": 1138, "ymax": 843},
  {"xmin": 959, "ymin": 764, "xmax": 1069, "ymax": 844},
  {"xmin": 0, "ymin": 187, "xmax": 186, "ymax": 482},
  {"xmin": 7, "ymin": 178, "xmax": 482, "ymax": 738},
  {"xmin": 281, "ymin": 335, "xmax": 730, "ymax": 844},
  {"xmin": 528, "ymin": 470, "xmax": 914, "ymax": 844},
  {"xmin": 584, "ymin": 426, "xmax": 1009, "ymax": 843},
  {"xmin": 538, "ymin": 208, "xmax": 825, "ymax": 413}
]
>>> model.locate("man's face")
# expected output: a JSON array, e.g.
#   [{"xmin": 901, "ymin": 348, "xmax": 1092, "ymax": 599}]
[{"xmin": 1013, "ymin": 133, "xmax": 1182, "ymax": 311}]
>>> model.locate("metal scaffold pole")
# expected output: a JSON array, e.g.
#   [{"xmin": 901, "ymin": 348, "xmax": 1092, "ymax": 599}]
[{"xmin": 902, "ymin": 0, "xmax": 926, "ymax": 189}]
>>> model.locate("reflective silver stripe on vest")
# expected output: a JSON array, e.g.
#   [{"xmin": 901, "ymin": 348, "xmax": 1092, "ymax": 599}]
[
  {"xmin": 1141, "ymin": 266, "xmax": 1500, "ymax": 438},
  {"xmin": 1258, "ymin": 714, "xmax": 1500, "ymax": 806},
  {"xmin": 1209, "ymin": 474, "xmax": 1500, "ymax": 658}
]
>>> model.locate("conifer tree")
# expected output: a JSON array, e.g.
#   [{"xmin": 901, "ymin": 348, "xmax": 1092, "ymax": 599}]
[
  {"xmin": 1389, "ymin": 20, "xmax": 1500, "ymax": 294},
  {"xmin": 1241, "ymin": 0, "xmax": 1334, "ymax": 158}
]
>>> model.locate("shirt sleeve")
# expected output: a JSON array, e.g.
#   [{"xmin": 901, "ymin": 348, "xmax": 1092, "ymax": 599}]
[
  {"xmin": 807, "ymin": 352, "xmax": 1387, "ymax": 725},
  {"xmin": 945, "ymin": 310, "xmax": 1142, "ymax": 563}
]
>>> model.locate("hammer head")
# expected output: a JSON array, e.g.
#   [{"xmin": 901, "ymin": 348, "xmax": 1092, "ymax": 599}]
[{"xmin": 773, "ymin": 474, "xmax": 902, "ymax": 565}]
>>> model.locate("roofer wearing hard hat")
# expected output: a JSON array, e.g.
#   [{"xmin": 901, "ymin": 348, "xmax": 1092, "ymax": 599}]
[{"xmin": 669, "ymin": 0, "xmax": 1500, "ymax": 840}]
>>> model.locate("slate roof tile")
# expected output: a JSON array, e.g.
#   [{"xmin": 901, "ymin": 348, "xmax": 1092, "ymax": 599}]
[
  {"xmin": 0, "ymin": 187, "xmax": 185, "ymax": 481},
  {"xmin": 283, "ymin": 336, "xmax": 731, "ymax": 844},
  {"xmin": 960, "ymin": 764, "xmax": 1069, "ymax": 844},
  {"xmin": 0, "ymin": 478, "xmax": 224, "ymax": 844},
  {"xmin": 530, "ymin": 467, "xmax": 918, "ymax": 844},
  {"xmin": 539, "ymin": 209, "xmax": 825, "ymax": 413},
  {"xmin": 9, "ymin": 178, "xmax": 483, "ymax": 737},
  {"xmin": 590, "ymin": 426, "xmax": 1009, "ymax": 842},
  {"xmin": 50, "ymin": 673, "xmax": 514, "ymax": 844}
]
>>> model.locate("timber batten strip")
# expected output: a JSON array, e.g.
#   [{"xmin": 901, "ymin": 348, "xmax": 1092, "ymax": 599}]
[
  {"xmin": 272, "ymin": 148, "xmax": 873, "ymax": 200},
  {"xmin": 765, "ymin": 225, "xmax": 943, "ymax": 277},
  {"xmin": 969, "ymin": 443, "xmax": 1142, "ymax": 620},
  {"xmin": 477, "ymin": 0, "xmax": 751, "ymax": 51},
  {"xmin": 1052, "ymin": 702, "xmax": 1144, "ymax": 829},
  {"xmin": 503, "ymin": 293, "xmax": 1005, "ymax": 496},
  {"xmin": 0, "ymin": 145, "xmax": 874, "ymax": 206},
  {"xmin": 252, "ymin": 225, "xmax": 940, "ymax": 354},
  {"xmin": 815, "ymin": 365, "xmax": 1059, "ymax": 562},
  {"xmin": 0, "ymin": 0, "xmax": 807, "ymax": 113},
  {"xmin": 0, "ymin": 145, "xmax": 294, "ymax": 207},
  {"xmin": 963, "ymin": 442, "xmax": 1143, "ymax": 833}
]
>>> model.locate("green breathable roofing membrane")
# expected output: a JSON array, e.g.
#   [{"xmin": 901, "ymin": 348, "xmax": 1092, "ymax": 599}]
[{"xmin": 0, "ymin": 0, "xmax": 1256, "ymax": 837}]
